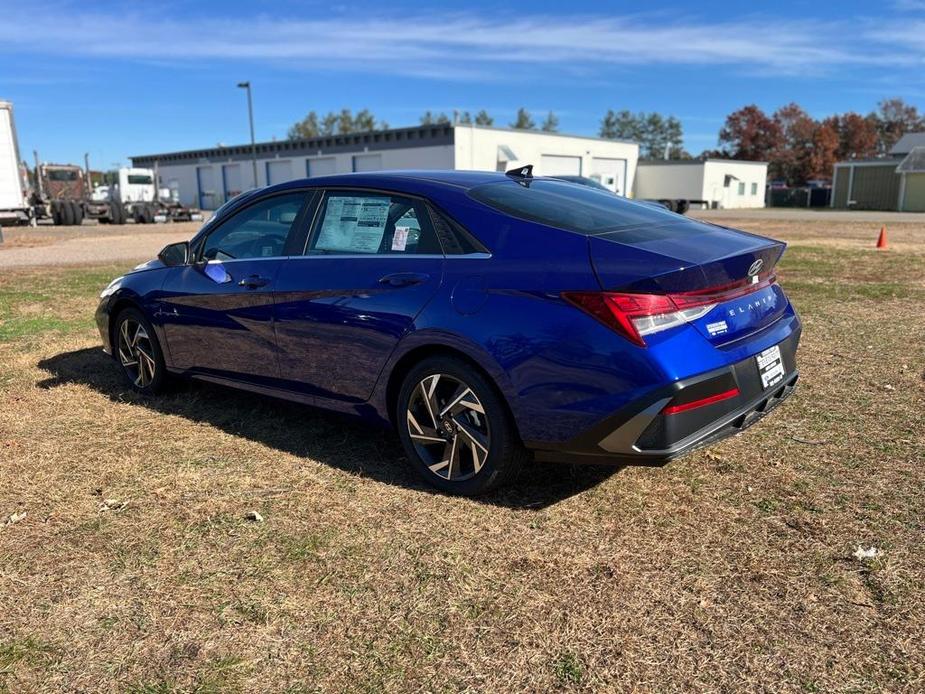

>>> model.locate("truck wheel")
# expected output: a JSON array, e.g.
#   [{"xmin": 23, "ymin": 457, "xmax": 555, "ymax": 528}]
[
  {"xmin": 71, "ymin": 202, "xmax": 84, "ymax": 226},
  {"xmin": 51, "ymin": 202, "xmax": 62, "ymax": 226},
  {"xmin": 61, "ymin": 201, "xmax": 75, "ymax": 226},
  {"xmin": 143, "ymin": 204, "xmax": 155, "ymax": 224}
]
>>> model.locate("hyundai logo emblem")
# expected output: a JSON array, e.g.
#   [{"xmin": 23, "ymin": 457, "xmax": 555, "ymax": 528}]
[{"xmin": 747, "ymin": 259, "xmax": 764, "ymax": 277}]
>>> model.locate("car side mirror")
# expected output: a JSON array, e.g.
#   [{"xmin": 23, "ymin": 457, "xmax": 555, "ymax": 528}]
[{"xmin": 158, "ymin": 241, "xmax": 190, "ymax": 267}]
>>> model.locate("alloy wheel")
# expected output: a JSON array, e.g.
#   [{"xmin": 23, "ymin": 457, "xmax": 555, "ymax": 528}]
[
  {"xmin": 406, "ymin": 373, "xmax": 491, "ymax": 482},
  {"xmin": 117, "ymin": 318, "xmax": 157, "ymax": 388}
]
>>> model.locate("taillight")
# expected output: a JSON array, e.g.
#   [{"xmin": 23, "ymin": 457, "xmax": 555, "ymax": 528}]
[
  {"xmin": 662, "ymin": 387, "xmax": 740, "ymax": 415},
  {"xmin": 563, "ymin": 274, "xmax": 776, "ymax": 347}
]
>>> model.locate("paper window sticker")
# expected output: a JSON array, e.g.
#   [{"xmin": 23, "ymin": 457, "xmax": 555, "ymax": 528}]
[{"xmin": 392, "ymin": 226, "xmax": 410, "ymax": 251}]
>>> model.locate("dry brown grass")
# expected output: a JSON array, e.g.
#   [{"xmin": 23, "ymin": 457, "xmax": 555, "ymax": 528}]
[{"xmin": 1, "ymin": 216, "xmax": 923, "ymax": 692}]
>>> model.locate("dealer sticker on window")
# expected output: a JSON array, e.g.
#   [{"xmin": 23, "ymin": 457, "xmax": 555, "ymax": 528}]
[{"xmin": 756, "ymin": 344, "xmax": 784, "ymax": 389}]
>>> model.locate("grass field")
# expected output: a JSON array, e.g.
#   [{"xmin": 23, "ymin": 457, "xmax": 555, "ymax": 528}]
[{"xmin": 1, "ymin": 218, "xmax": 923, "ymax": 692}]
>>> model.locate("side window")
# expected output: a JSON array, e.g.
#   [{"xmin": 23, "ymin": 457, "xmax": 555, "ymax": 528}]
[
  {"xmin": 201, "ymin": 192, "xmax": 306, "ymax": 261},
  {"xmin": 306, "ymin": 191, "xmax": 442, "ymax": 255},
  {"xmin": 428, "ymin": 205, "xmax": 489, "ymax": 255},
  {"xmin": 751, "ymin": 182, "xmax": 758, "ymax": 196}
]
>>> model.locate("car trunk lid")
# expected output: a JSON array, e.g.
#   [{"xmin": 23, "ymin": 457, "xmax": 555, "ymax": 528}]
[{"xmin": 588, "ymin": 219, "xmax": 789, "ymax": 345}]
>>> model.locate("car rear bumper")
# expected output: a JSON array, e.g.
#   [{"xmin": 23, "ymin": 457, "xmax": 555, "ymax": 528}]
[{"xmin": 528, "ymin": 327, "xmax": 800, "ymax": 465}]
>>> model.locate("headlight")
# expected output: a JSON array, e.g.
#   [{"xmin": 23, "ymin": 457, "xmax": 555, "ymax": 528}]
[{"xmin": 99, "ymin": 277, "xmax": 124, "ymax": 299}]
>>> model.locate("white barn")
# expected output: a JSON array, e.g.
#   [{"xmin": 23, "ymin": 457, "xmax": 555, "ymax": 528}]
[
  {"xmin": 132, "ymin": 124, "xmax": 639, "ymax": 210},
  {"xmin": 634, "ymin": 159, "xmax": 768, "ymax": 209}
]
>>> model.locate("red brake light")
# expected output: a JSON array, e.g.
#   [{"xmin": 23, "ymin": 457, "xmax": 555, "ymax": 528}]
[
  {"xmin": 669, "ymin": 273, "xmax": 776, "ymax": 310},
  {"xmin": 562, "ymin": 274, "xmax": 778, "ymax": 347},
  {"xmin": 662, "ymin": 387, "xmax": 740, "ymax": 415},
  {"xmin": 562, "ymin": 291, "xmax": 673, "ymax": 347}
]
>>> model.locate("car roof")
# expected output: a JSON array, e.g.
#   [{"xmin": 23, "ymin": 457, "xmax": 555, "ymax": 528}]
[{"xmin": 277, "ymin": 169, "xmax": 506, "ymax": 190}]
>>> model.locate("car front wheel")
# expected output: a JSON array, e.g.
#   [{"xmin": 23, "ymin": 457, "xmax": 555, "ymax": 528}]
[
  {"xmin": 114, "ymin": 308, "xmax": 168, "ymax": 394},
  {"xmin": 397, "ymin": 356, "xmax": 525, "ymax": 495}
]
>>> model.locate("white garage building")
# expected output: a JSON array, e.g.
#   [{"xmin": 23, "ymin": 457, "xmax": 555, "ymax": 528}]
[
  {"xmin": 634, "ymin": 159, "xmax": 768, "ymax": 209},
  {"xmin": 131, "ymin": 124, "xmax": 639, "ymax": 210}
]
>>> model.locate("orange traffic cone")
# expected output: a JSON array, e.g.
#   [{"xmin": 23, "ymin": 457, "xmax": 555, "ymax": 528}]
[{"xmin": 876, "ymin": 225, "xmax": 888, "ymax": 249}]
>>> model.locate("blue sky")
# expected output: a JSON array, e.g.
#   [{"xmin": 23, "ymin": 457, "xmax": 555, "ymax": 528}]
[{"xmin": 2, "ymin": 0, "xmax": 924, "ymax": 168}]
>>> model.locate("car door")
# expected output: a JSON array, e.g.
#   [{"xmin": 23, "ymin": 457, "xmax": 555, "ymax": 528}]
[
  {"xmin": 159, "ymin": 191, "xmax": 312, "ymax": 383},
  {"xmin": 273, "ymin": 189, "xmax": 445, "ymax": 404}
]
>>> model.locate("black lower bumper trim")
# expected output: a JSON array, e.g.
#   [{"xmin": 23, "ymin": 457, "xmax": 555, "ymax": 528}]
[{"xmin": 532, "ymin": 373, "xmax": 797, "ymax": 465}]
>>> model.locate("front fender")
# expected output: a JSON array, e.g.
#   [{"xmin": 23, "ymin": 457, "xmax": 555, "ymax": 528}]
[{"xmin": 95, "ymin": 269, "xmax": 171, "ymax": 362}]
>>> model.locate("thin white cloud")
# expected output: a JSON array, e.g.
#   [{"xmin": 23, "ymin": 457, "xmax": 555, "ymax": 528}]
[
  {"xmin": 866, "ymin": 20, "xmax": 925, "ymax": 52},
  {"xmin": 0, "ymin": 6, "xmax": 922, "ymax": 79},
  {"xmin": 892, "ymin": 0, "xmax": 925, "ymax": 11}
]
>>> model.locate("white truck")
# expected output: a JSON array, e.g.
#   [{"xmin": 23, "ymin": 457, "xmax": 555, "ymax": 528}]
[
  {"xmin": 103, "ymin": 167, "xmax": 203, "ymax": 224},
  {"xmin": 0, "ymin": 101, "xmax": 32, "ymax": 226}
]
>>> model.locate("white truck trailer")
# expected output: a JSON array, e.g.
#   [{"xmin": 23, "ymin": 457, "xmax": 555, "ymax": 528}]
[{"xmin": 0, "ymin": 101, "xmax": 31, "ymax": 226}]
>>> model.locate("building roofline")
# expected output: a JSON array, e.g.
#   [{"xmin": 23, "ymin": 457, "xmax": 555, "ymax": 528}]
[
  {"xmin": 453, "ymin": 122, "xmax": 638, "ymax": 146},
  {"xmin": 131, "ymin": 122, "xmax": 639, "ymax": 165},
  {"xmin": 833, "ymin": 157, "xmax": 904, "ymax": 167},
  {"xmin": 637, "ymin": 158, "xmax": 768, "ymax": 166},
  {"xmin": 132, "ymin": 123, "xmax": 455, "ymax": 165}
]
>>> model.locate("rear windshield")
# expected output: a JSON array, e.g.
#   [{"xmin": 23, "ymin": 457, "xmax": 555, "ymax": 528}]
[{"xmin": 468, "ymin": 179, "xmax": 677, "ymax": 234}]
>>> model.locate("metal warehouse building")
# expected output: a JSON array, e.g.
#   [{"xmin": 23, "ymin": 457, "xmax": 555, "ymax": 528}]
[
  {"xmin": 832, "ymin": 133, "xmax": 925, "ymax": 211},
  {"xmin": 132, "ymin": 124, "xmax": 639, "ymax": 210},
  {"xmin": 633, "ymin": 159, "xmax": 769, "ymax": 209}
]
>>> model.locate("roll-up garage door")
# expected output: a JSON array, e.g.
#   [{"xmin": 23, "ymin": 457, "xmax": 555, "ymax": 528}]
[
  {"xmin": 196, "ymin": 166, "xmax": 217, "ymax": 210},
  {"xmin": 222, "ymin": 163, "xmax": 242, "ymax": 201},
  {"xmin": 307, "ymin": 157, "xmax": 337, "ymax": 177},
  {"xmin": 590, "ymin": 157, "xmax": 626, "ymax": 195},
  {"xmin": 352, "ymin": 154, "xmax": 382, "ymax": 172},
  {"xmin": 266, "ymin": 160, "xmax": 294, "ymax": 185},
  {"xmin": 539, "ymin": 154, "xmax": 582, "ymax": 176}
]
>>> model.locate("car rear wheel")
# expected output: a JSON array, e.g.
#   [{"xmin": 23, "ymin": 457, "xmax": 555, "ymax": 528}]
[
  {"xmin": 115, "ymin": 308, "xmax": 168, "ymax": 394},
  {"xmin": 397, "ymin": 356, "xmax": 525, "ymax": 495}
]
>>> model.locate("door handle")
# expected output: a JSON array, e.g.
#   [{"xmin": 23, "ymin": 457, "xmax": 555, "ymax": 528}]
[
  {"xmin": 238, "ymin": 275, "xmax": 270, "ymax": 289},
  {"xmin": 378, "ymin": 272, "xmax": 429, "ymax": 288}
]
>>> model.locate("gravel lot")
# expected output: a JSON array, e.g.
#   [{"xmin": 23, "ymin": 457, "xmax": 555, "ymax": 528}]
[{"xmin": 0, "ymin": 222, "xmax": 200, "ymax": 268}]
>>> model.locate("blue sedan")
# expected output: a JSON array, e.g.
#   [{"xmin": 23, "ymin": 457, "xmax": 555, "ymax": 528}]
[{"xmin": 96, "ymin": 167, "xmax": 800, "ymax": 495}]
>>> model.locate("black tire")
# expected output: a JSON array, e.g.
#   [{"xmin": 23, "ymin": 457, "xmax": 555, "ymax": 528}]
[
  {"xmin": 71, "ymin": 201, "xmax": 84, "ymax": 226},
  {"xmin": 61, "ymin": 200, "xmax": 75, "ymax": 226},
  {"xmin": 109, "ymin": 202, "xmax": 122, "ymax": 225},
  {"xmin": 113, "ymin": 307, "xmax": 169, "ymax": 394},
  {"xmin": 141, "ymin": 204, "xmax": 154, "ymax": 224},
  {"xmin": 51, "ymin": 202, "xmax": 63, "ymax": 226},
  {"xmin": 396, "ymin": 356, "xmax": 526, "ymax": 496}
]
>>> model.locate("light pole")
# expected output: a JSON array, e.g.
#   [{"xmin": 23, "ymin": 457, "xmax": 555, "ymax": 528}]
[{"xmin": 237, "ymin": 81, "xmax": 258, "ymax": 187}]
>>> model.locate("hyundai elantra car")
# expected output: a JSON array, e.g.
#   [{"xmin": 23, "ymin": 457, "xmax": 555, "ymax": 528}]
[{"xmin": 96, "ymin": 167, "xmax": 800, "ymax": 495}]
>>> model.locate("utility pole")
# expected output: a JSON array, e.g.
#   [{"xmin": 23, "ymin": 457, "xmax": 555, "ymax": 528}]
[{"xmin": 237, "ymin": 81, "xmax": 258, "ymax": 187}]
